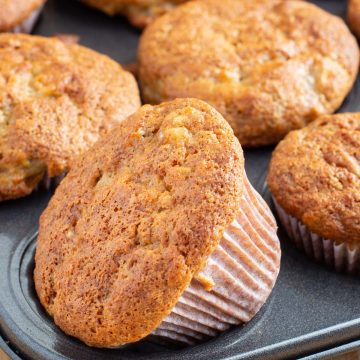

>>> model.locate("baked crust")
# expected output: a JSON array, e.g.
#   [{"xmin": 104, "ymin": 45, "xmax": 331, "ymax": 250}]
[
  {"xmin": 0, "ymin": 34, "xmax": 140, "ymax": 201},
  {"xmin": 34, "ymin": 98, "xmax": 244, "ymax": 347},
  {"xmin": 0, "ymin": 0, "xmax": 45, "ymax": 31},
  {"xmin": 348, "ymin": 0, "xmax": 360, "ymax": 38},
  {"xmin": 268, "ymin": 113, "xmax": 360, "ymax": 245},
  {"xmin": 82, "ymin": 0, "xmax": 187, "ymax": 28},
  {"xmin": 138, "ymin": 0, "xmax": 359, "ymax": 147}
]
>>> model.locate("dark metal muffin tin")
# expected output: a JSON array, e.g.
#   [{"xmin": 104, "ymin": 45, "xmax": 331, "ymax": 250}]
[{"xmin": 1, "ymin": 0, "xmax": 360, "ymax": 359}]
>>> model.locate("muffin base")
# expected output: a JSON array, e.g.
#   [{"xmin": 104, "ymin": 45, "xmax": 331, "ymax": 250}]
[
  {"xmin": 273, "ymin": 199, "xmax": 360, "ymax": 274},
  {"xmin": 11, "ymin": 7, "xmax": 43, "ymax": 34},
  {"xmin": 152, "ymin": 176, "xmax": 281, "ymax": 345}
]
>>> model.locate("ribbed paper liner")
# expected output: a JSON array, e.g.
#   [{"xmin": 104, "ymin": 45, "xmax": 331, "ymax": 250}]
[
  {"xmin": 152, "ymin": 176, "xmax": 281, "ymax": 345},
  {"xmin": 11, "ymin": 7, "xmax": 43, "ymax": 34},
  {"xmin": 35, "ymin": 172, "xmax": 65, "ymax": 192},
  {"xmin": 273, "ymin": 198, "xmax": 360, "ymax": 274}
]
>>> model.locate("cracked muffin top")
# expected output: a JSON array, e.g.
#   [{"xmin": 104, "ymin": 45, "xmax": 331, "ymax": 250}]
[
  {"xmin": 268, "ymin": 113, "xmax": 360, "ymax": 244},
  {"xmin": 0, "ymin": 0, "xmax": 45, "ymax": 31},
  {"xmin": 82, "ymin": 0, "xmax": 187, "ymax": 28},
  {"xmin": 138, "ymin": 0, "xmax": 359, "ymax": 147},
  {"xmin": 34, "ymin": 98, "xmax": 244, "ymax": 347},
  {"xmin": 0, "ymin": 33, "xmax": 140, "ymax": 201}
]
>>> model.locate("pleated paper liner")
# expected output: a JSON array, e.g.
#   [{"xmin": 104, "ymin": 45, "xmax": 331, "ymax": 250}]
[
  {"xmin": 273, "ymin": 198, "xmax": 360, "ymax": 275},
  {"xmin": 35, "ymin": 172, "xmax": 65, "ymax": 192},
  {"xmin": 12, "ymin": 6, "xmax": 44, "ymax": 34},
  {"xmin": 152, "ymin": 175, "xmax": 281, "ymax": 345}
]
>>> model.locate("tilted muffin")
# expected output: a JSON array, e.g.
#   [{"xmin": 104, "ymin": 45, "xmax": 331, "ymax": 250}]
[
  {"xmin": 0, "ymin": 34, "xmax": 140, "ymax": 201},
  {"xmin": 138, "ymin": 0, "xmax": 359, "ymax": 147},
  {"xmin": 81, "ymin": 0, "xmax": 188, "ymax": 28},
  {"xmin": 348, "ymin": 0, "xmax": 360, "ymax": 38},
  {"xmin": 34, "ymin": 98, "xmax": 281, "ymax": 347},
  {"xmin": 268, "ymin": 113, "xmax": 360, "ymax": 273},
  {"xmin": 0, "ymin": 0, "xmax": 46, "ymax": 33}
]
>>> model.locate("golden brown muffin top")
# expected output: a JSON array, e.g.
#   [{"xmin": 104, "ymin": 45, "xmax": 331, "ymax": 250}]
[
  {"xmin": 268, "ymin": 113, "xmax": 360, "ymax": 245},
  {"xmin": 0, "ymin": 34, "xmax": 140, "ymax": 201},
  {"xmin": 0, "ymin": 0, "xmax": 45, "ymax": 31},
  {"xmin": 138, "ymin": 0, "xmax": 359, "ymax": 147},
  {"xmin": 348, "ymin": 0, "xmax": 360, "ymax": 38},
  {"xmin": 82, "ymin": 0, "xmax": 187, "ymax": 28},
  {"xmin": 34, "ymin": 98, "xmax": 244, "ymax": 347}
]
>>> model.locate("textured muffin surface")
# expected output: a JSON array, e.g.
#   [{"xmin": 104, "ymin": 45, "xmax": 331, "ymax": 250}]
[
  {"xmin": 268, "ymin": 113, "xmax": 360, "ymax": 245},
  {"xmin": 34, "ymin": 98, "xmax": 244, "ymax": 347},
  {"xmin": 139, "ymin": 0, "xmax": 359, "ymax": 146},
  {"xmin": 82, "ymin": 0, "xmax": 187, "ymax": 28},
  {"xmin": 0, "ymin": 0, "xmax": 45, "ymax": 31},
  {"xmin": 0, "ymin": 34, "xmax": 140, "ymax": 201}
]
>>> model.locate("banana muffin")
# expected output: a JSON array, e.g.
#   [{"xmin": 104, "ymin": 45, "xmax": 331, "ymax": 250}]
[
  {"xmin": 0, "ymin": 0, "xmax": 46, "ymax": 33},
  {"xmin": 34, "ymin": 98, "xmax": 281, "ymax": 347},
  {"xmin": 268, "ymin": 113, "xmax": 360, "ymax": 273},
  {"xmin": 0, "ymin": 33, "xmax": 140, "ymax": 201},
  {"xmin": 138, "ymin": 0, "xmax": 359, "ymax": 147},
  {"xmin": 348, "ymin": 0, "xmax": 360, "ymax": 38},
  {"xmin": 82, "ymin": 0, "xmax": 187, "ymax": 28}
]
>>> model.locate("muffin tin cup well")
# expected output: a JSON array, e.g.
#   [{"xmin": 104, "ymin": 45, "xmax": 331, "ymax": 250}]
[
  {"xmin": 273, "ymin": 199, "xmax": 360, "ymax": 275},
  {"xmin": 152, "ymin": 176, "xmax": 281, "ymax": 345},
  {"xmin": 11, "ymin": 7, "xmax": 44, "ymax": 34}
]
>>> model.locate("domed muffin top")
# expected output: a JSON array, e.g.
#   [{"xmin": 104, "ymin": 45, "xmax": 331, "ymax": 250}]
[
  {"xmin": 34, "ymin": 98, "xmax": 244, "ymax": 347},
  {"xmin": 138, "ymin": 0, "xmax": 359, "ymax": 146},
  {"xmin": 0, "ymin": 0, "xmax": 45, "ymax": 31},
  {"xmin": 0, "ymin": 34, "xmax": 140, "ymax": 200},
  {"xmin": 268, "ymin": 113, "xmax": 360, "ymax": 244}
]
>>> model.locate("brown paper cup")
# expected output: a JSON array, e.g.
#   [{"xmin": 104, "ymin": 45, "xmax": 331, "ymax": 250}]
[
  {"xmin": 11, "ymin": 7, "xmax": 43, "ymax": 34},
  {"xmin": 152, "ymin": 175, "xmax": 281, "ymax": 345},
  {"xmin": 273, "ymin": 198, "xmax": 360, "ymax": 274}
]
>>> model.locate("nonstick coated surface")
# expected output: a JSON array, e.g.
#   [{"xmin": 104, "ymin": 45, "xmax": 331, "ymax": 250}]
[{"xmin": 1, "ymin": 1, "xmax": 360, "ymax": 359}]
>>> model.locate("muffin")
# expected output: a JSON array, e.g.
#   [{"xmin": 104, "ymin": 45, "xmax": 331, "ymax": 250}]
[
  {"xmin": 348, "ymin": 0, "xmax": 360, "ymax": 38},
  {"xmin": 268, "ymin": 113, "xmax": 360, "ymax": 273},
  {"xmin": 0, "ymin": 33, "xmax": 140, "ymax": 201},
  {"xmin": 81, "ymin": 0, "xmax": 188, "ymax": 28},
  {"xmin": 0, "ymin": 0, "xmax": 46, "ymax": 33},
  {"xmin": 138, "ymin": 0, "xmax": 359, "ymax": 147},
  {"xmin": 34, "ymin": 98, "xmax": 281, "ymax": 347}
]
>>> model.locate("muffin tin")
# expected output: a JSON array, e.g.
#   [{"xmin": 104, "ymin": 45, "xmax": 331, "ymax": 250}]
[{"xmin": 1, "ymin": 0, "xmax": 360, "ymax": 359}]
